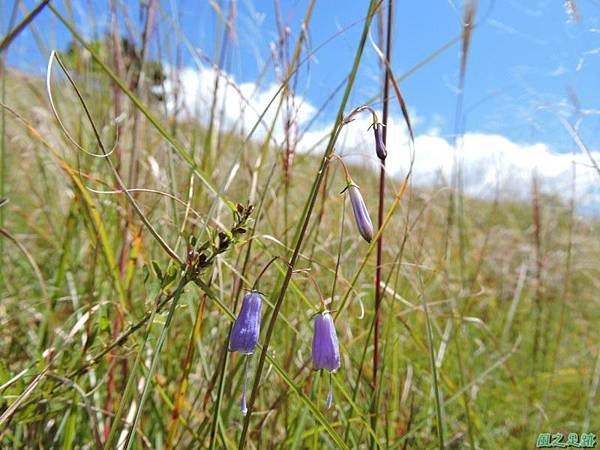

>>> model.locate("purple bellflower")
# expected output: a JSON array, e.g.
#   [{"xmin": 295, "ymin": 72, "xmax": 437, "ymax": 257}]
[
  {"xmin": 347, "ymin": 184, "xmax": 374, "ymax": 243},
  {"xmin": 229, "ymin": 291, "xmax": 262, "ymax": 354},
  {"xmin": 372, "ymin": 122, "xmax": 387, "ymax": 160},
  {"xmin": 312, "ymin": 311, "xmax": 340, "ymax": 408},
  {"xmin": 229, "ymin": 291, "xmax": 263, "ymax": 415}
]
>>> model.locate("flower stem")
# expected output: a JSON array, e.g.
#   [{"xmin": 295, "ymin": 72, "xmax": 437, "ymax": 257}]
[
  {"xmin": 373, "ymin": 0, "xmax": 393, "ymax": 444},
  {"xmin": 237, "ymin": 2, "xmax": 379, "ymax": 447},
  {"xmin": 329, "ymin": 152, "xmax": 353, "ymax": 185},
  {"xmin": 294, "ymin": 269, "xmax": 327, "ymax": 310},
  {"xmin": 252, "ymin": 256, "xmax": 286, "ymax": 291}
]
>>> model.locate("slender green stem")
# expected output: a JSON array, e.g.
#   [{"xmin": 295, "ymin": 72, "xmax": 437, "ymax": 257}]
[
  {"xmin": 207, "ymin": 163, "xmax": 278, "ymax": 450},
  {"xmin": 419, "ymin": 275, "xmax": 445, "ymax": 450},
  {"xmin": 237, "ymin": 2, "xmax": 379, "ymax": 447},
  {"xmin": 121, "ymin": 275, "xmax": 191, "ymax": 450},
  {"xmin": 0, "ymin": 0, "xmax": 49, "ymax": 53},
  {"xmin": 103, "ymin": 282, "xmax": 166, "ymax": 449}
]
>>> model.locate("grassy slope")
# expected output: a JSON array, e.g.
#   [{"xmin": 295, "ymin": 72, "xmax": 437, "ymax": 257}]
[{"xmin": 1, "ymin": 58, "xmax": 599, "ymax": 450}]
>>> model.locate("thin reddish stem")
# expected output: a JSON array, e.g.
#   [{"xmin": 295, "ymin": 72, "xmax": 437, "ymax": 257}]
[{"xmin": 373, "ymin": 0, "xmax": 393, "ymax": 434}]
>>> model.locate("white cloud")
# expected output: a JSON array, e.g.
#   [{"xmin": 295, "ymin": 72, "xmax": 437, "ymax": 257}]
[
  {"xmin": 302, "ymin": 114, "xmax": 600, "ymax": 208},
  {"xmin": 163, "ymin": 65, "xmax": 600, "ymax": 212},
  {"xmin": 161, "ymin": 65, "xmax": 315, "ymax": 147}
]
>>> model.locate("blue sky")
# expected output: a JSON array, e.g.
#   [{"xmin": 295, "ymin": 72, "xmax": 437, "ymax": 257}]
[
  {"xmin": 174, "ymin": 0, "xmax": 600, "ymax": 151},
  {"xmin": 3, "ymin": 0, "xmax": 600, "ymax": 206},
  {"xmin": 4, "ymin": 0, "xmax": 599, "ymax": 148}
]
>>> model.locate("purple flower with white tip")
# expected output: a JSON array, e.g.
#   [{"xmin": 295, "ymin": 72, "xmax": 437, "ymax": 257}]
[
  {"xmin": 372, "ymin": 122, "xmax": 387, "ymax": 160},
  {"xmin": 347, "ymin": 184, "xmax": 374, "ymax": 243},
  {"xmin": 229, "ymin": 291, "xmax": 263, "ymax": 416},
  {"xmin": 312, "ymin": 311, "xmax": 340, "ymax": 408},
  {"xmin": 312, "ymin": 312, "xmax": 340, "ymax": 371},
  {"xmin": 229, "ymin": 291, "xmax": 262, "ymax": 355}
]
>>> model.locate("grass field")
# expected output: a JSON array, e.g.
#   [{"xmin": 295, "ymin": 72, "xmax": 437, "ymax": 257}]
[{"xmin": 0, "ymin": 1, "xmax": 599, "ymax": 449}]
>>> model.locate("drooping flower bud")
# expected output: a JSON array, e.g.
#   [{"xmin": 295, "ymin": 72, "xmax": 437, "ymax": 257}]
[
  {"xmin": 229, "ymin": 291, "xmax": 263, "ymax": 354},
  {"xmin": 372, "ymin": 122, "xmax": 387, "ymax": 160},
  {"xmin": 347, "ymin": 184, "xmax": 374, "ymax": 243},
  {"xmin": 312, "ymin": 311, "xmax": 340, "ymax": 409}
]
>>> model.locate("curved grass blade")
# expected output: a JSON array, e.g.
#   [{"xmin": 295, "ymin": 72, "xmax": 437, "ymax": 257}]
[{"xmin": 47, "ymin": 3, "xmax": 226, "ymax": 205}]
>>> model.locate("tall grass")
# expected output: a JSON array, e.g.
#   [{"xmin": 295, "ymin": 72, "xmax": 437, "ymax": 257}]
[{"xmin": 0, "ymin": 1, "xmax": 599, "ymax": 449}]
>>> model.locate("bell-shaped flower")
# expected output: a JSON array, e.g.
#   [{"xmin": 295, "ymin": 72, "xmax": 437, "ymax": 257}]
[
  {"xmin": 229, "ymin": 291, "xmax": 263, "ymax": 416},
  {"xmin": 312, "ymin": 311, "xmax": 341, "ymax": 408},
  {"xmin": 229, "ymin": 291, "xmax": 262, "ymax": 355},
  {"xmin": 312, "ymin": 311, "xmax": 340, "ymax": 371}
]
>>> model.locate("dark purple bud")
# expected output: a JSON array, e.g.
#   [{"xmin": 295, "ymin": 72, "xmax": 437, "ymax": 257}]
[
  {"xmin": 229, "ymin": 291, "xmax": 263, "ymax": 355},
  {"xmin": 373, "ymin": 122, "xmax": 387, "ymax": 160},
  {"xmin": 312, "ymin": 312, "xmax": 340, "ymax": 372},
  {"xmin": 348, "ymin": 185, "xmax": 374, "ymax": 243}
]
